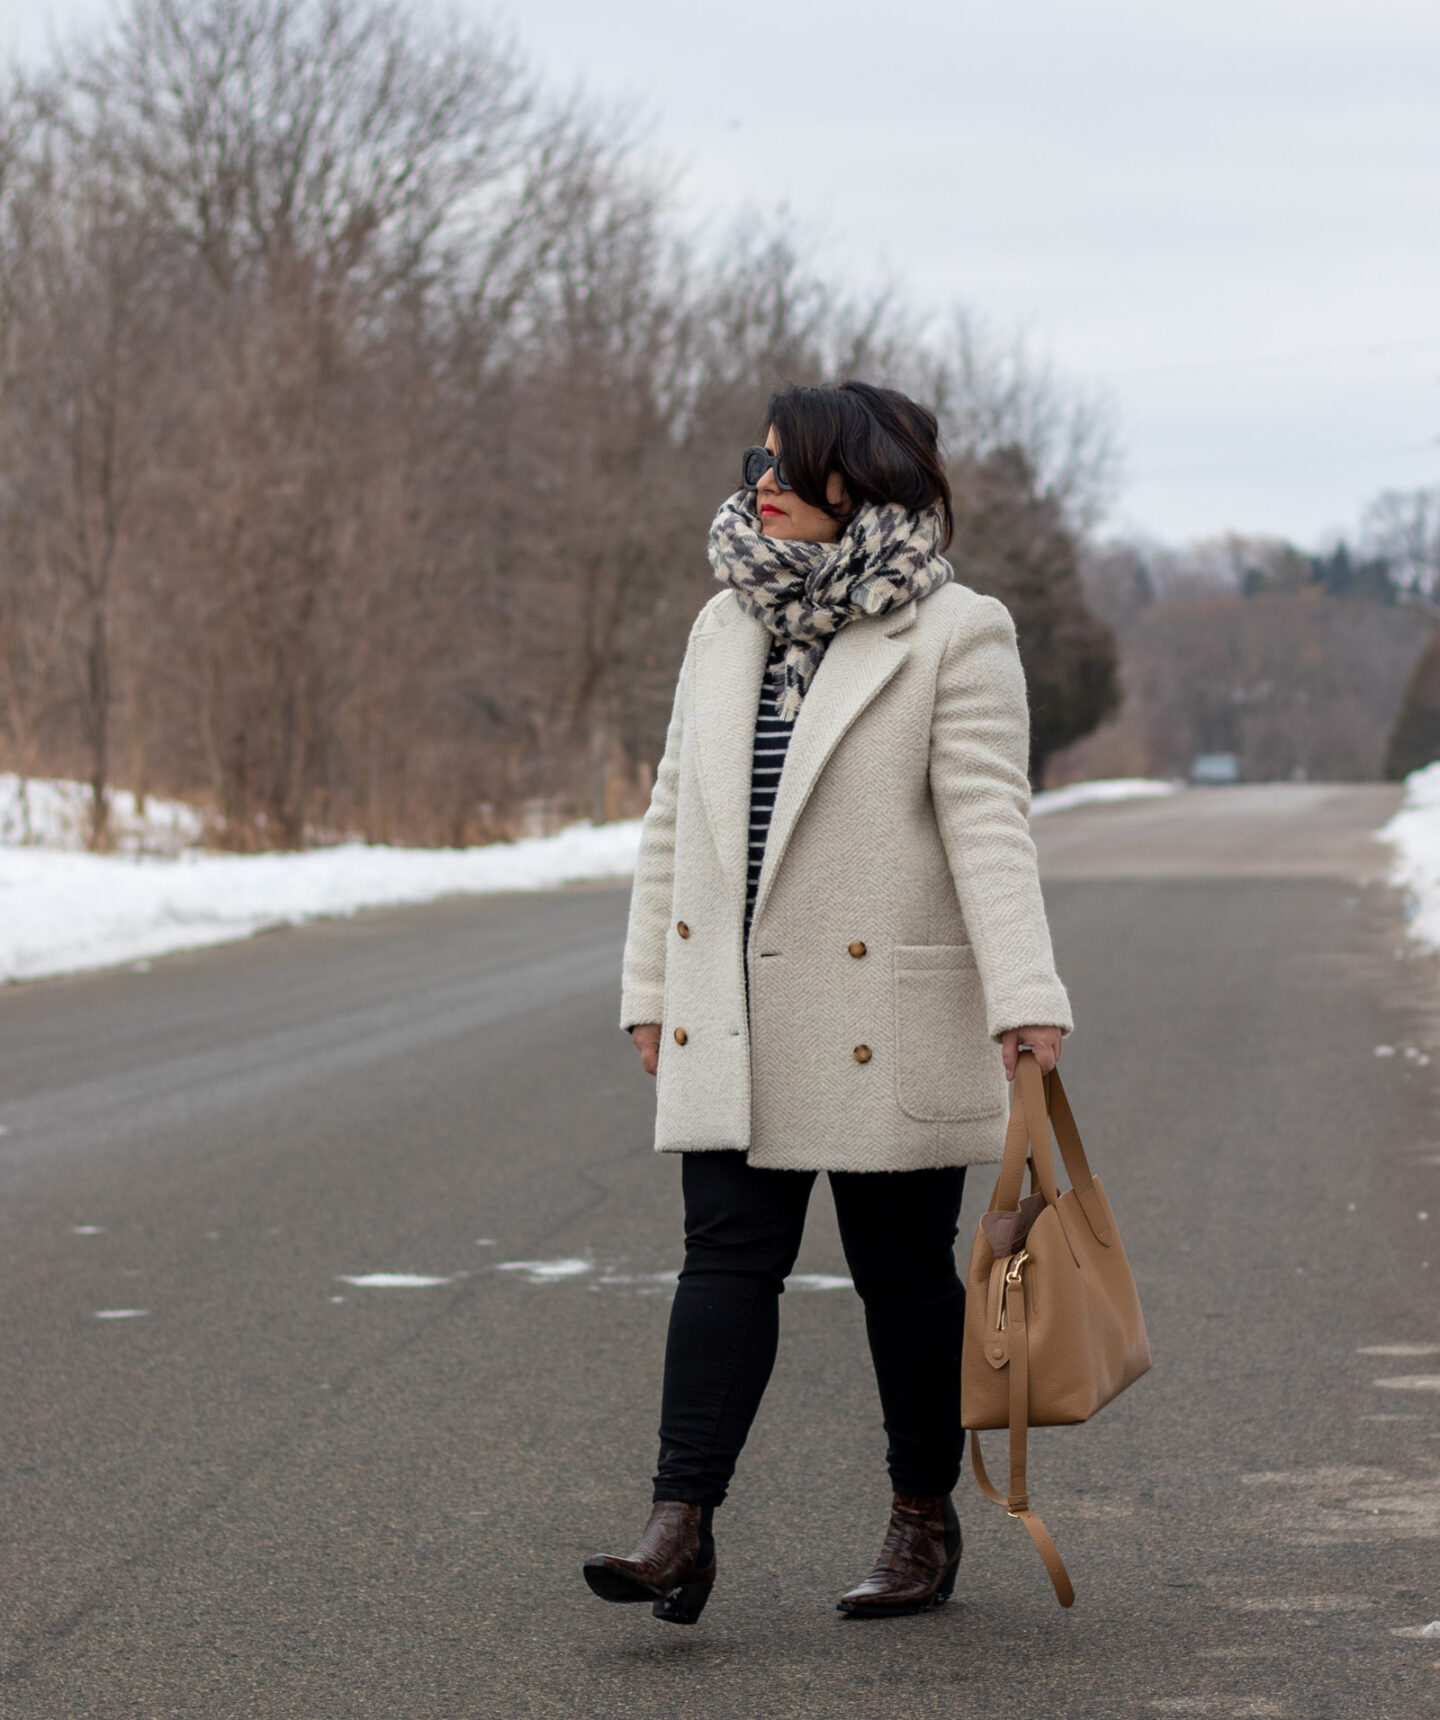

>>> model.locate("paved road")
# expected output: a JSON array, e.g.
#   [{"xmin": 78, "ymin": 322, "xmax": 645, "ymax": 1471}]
[{"xmin": 2, "ymin": 784, "xmax": 1437, "ymax": 1718}]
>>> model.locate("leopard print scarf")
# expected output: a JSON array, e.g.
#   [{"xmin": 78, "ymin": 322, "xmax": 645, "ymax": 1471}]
[{"xmin": 708, "ymin": 489, "xmax": 953, "ymax": 721}]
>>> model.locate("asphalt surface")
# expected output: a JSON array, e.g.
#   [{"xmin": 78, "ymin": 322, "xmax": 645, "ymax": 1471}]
[{"xmin": 2, "ymin": 783, "xmax": 1438, "ymax": 1719}]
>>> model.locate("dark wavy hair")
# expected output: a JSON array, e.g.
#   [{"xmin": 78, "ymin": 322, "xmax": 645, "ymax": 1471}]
[{"xmin": 762, "ymin": 380, "xmax": 954, "ymax": 548}]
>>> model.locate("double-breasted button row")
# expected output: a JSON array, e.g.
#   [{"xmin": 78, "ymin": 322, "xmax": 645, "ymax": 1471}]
[
  {"xmin": 848, "ymin": 941, "xmax": 870, "ymax": 1060},
  {"xmin": 669, "ymin": 914, "xmax": 686, "ymax": 1043}
]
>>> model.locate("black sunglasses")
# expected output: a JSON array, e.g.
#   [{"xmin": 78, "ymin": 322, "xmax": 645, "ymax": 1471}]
[{"xmin": 741, "ymin": 445, "xmax": 793, "ymax": 491}]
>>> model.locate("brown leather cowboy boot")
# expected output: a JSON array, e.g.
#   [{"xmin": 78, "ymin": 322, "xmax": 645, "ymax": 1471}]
[
  {"xmin": 836, "ymin": 1492, "xmax": 962, "ymax": 1617},
  {"xmin": 583, "ymin": 1502, "xmax": 717, "ymax": 1624}
]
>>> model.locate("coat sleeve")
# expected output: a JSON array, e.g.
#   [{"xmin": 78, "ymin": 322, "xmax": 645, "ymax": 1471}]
[
  {"xmin": 618, "ymin": 628, "xmax": 696, "ymax": 1033},
  {"xmin": 928, "ymin": 594, "xmax": 1074, "ymax": 1039}
]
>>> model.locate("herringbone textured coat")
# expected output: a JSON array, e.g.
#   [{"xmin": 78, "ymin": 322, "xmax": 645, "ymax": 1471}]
[{"xmin": 619, "ymin": 581, "xmax": 1072, "ymax": 1172}]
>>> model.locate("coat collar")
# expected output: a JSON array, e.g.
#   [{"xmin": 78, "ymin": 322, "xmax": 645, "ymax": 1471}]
[{"xmin": 690, "ymin": 592, "xmax": 918, "ymax": 932}]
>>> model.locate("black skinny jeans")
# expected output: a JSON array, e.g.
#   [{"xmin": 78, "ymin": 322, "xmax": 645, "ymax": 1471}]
[{"xmin": 653, "ymin": 1150, "xmax": 967, "ymax": 1508}]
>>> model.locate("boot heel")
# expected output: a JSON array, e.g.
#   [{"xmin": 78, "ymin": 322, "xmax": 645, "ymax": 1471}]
[
  {"xmin": 653, "ymin": 1579, "xmax": 713, "ymax": 1625},
  {"xmin": 935, "ymin": 1555, "xmax": 961, "ymax": 1604}
]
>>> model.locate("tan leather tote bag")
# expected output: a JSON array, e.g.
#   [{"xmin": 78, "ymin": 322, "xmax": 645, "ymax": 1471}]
[{"xmin": 961, "ymin": 1051, "xmax": 1151, "ymax": 1607}]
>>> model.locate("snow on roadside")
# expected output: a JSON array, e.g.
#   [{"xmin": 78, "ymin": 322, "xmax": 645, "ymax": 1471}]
[
  {"xmin": 0, "ymin": 773, "xmax": 202, "ymax": 854},
  {"xmin": 0, "ymin": 767, "xmax": 1180, "ymax": 986},
  {"xmin": 1030, "ymin": 777, "xmax": 1179, "ymax": 818},
  {"xmin": 1380, "ymin": 762, "xmax": 1440, "ymax": 951},
  {"xmin": 0, "ymin": 820, "xmax": 643, "ymax": 985}
]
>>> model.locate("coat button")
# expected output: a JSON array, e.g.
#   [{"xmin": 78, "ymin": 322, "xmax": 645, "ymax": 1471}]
[
  {"xmin": 677, "ymin": 921, "xmax": 690, "ymax": 938},
  {"xmin": 848, "ymin": 940, "xmax": 867, "ymax": 958},
  {"xmin": 853, "ymin": 1044, "xmax": 872, "ymax": 1063},
  {"xmin": 674, "ymin": 1027, "xmax": 688, "ymax": 1045}
]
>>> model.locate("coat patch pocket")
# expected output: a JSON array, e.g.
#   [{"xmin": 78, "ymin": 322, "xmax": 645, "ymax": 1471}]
[{"xmin": 891, "ymin": 944, "xmax": 1005, "ymax": 1123}]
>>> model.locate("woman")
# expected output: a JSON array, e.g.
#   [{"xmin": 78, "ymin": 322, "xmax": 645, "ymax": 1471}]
[{"xmin": 583, "ymin": 381, "xmax": 1071, "ymax": 1625}]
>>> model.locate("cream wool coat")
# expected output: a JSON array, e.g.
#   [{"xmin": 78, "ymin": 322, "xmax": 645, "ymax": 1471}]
[{"xmin": 619, "ymin": 579, "xmax": 1073, "ymax": 1173}]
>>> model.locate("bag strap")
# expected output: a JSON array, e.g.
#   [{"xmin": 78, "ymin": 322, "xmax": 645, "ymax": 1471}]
[
  {"xmin": 1041, "ymin": 1067, "xmax": 1113, "ymax": 1246},
  {"xmin": 991, "ymin": 1055, "xmax": 1113, "ymax": 1248},
  {"xmin": 969, "ymin": 1250, "xmax": 1076, "ymax": 1608},
  {"xmin": 990, "ymin": 1059, "xmax": 1061, "ymax": 1213}
]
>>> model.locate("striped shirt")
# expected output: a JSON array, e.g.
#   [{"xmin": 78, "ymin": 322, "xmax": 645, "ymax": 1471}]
[{"xmin": 744, "ymin": 635, "xmax": 830, "ymax": 948}]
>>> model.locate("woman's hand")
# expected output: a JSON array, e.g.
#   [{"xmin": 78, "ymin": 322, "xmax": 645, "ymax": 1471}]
[
  {"xmin": 631, "ymin": 1023, "xmax": 662, "ymax": 1077},
  {"xmin": 1000, "ymin": 1026, "xmax": 1063, "ymax": 1081}
]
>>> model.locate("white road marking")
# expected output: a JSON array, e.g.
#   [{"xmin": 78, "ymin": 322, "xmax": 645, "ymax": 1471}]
[
  {"xmin": 336, "ymin": 1273, "xmax": 453, "ymax": 1288},
  {"xmin": 95, "ymin": 1309, "xmax": 150, "ymax": 1319},
  {"xmin": 494, "ymin": 1259, "xmax": 591, "ymax": 1282},
  {"xmin": 1239, "ymin": 1595, "xmax": 1374, "ymax": 1613},
  {"xmin": 497, "ymin": 1262, "xmax": 856, "ymax": 1293}
]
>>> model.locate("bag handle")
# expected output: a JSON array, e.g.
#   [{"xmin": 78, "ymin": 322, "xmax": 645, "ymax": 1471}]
[
  {"xmin": 990, "ymin": 1068, "xmax": 1060, "ymax": 1214},
  {"xmin": 970, "ymin": 1249, "xmax": 1076, "ymax": 1608},
  {"xmin": 990, "ymin": 1053, "xmax": 1114, "ymax": 1247},
  {"xmin": 1042, "ymin": 1067, "xmax": 1113, "ymax": 1246}
]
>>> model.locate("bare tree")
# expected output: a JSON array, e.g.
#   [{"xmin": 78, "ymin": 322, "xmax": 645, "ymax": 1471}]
[
  {"xmin": 0, "ymin": 96, "xmax": 178, "ymax": 847},
  {"xmin": 926, "ymin": 310, "xmax": 1120, "ymax": 532},
  {"xmin": 1362, "ymin": 487, "xmax": 1440, "ymax": 597},
  {"xmin": 0, "ymin": 0, "xmax": 1135, "ymax": 848}
]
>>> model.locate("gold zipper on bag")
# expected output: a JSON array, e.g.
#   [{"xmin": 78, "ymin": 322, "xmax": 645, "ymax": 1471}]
[{"xmin": 997, "ymin": 1248, "xmax": 1031, "ymax": 1330}]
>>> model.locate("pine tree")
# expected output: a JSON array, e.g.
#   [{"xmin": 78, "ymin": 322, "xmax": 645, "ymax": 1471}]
[
  {"xmin": 1385, "ymin": 628, "xmax": 1440, "ymax": 779},
  {"xmin": 949, "ymin": 445, "xmax": 1120, "ymax": 786}
]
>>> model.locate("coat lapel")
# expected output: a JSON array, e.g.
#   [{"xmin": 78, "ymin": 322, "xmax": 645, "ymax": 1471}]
[
  {"xmin": 690, "ymin": 593, "xmax": 918, "ymax": 927},
  {"xmin": 691, "ymin": 600, "xmax": 770, "ymax": 909}
]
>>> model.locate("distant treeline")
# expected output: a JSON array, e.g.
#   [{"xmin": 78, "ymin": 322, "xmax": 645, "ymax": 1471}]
[
  {"xmin": 0, "ymin": 0, "xmax": 1121, "ymax": 850},
  {"xmin": 1054, "ymin": 508, "xmax": 1440, "ymax": 786}
]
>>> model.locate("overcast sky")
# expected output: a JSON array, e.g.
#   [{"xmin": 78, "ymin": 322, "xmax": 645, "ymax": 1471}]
[{"xmin": 6, "ymin": 0, "xmax": 1439, "ymax": 547}]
